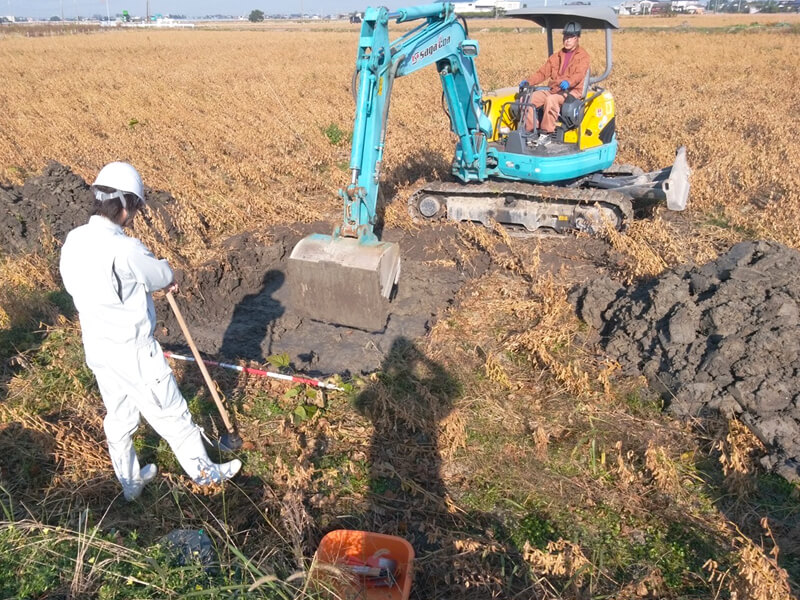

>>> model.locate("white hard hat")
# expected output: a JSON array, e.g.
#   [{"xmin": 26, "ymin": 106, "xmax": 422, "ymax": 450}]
[{"xmin": 91, "ymin": 161, "xmax": 145, "ymax": 208}]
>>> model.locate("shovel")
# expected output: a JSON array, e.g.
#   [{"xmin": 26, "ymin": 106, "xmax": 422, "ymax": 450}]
[{"xmin": 165, "ymin": 291, "xmax": 243, "ymax": 451}]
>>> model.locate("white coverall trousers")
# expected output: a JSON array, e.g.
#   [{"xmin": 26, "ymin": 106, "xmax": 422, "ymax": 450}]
[{"xmin": 86, "ymin": 337, "xmax": 219, "ymax": 498}]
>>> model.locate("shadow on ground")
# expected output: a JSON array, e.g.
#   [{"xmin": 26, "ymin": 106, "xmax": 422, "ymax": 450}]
[
  {"xmin": 220, "ymin": 270, "xmax": 286, "ymax": 363},
  {"xmin": 321, "ymin": 337, "xmax": 532, "ymax": 598}
]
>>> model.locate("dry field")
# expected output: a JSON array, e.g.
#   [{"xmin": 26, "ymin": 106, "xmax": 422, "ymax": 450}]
[
  {"xmin": 0, "ymin": 15, "xmax": 798, "ymax": 261},
  {"xmin": 1, "ymin": 12, "xmax": 800, "ymax": 599}
]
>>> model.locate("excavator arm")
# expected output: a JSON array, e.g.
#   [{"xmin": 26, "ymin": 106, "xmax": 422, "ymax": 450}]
[
  {"xmin": 288, "ymin": 2, "xmax": 491, "ymax": 331},
  {"xmin": 341, "ymin": 2, "xmax": 491, "ymax": 238}
]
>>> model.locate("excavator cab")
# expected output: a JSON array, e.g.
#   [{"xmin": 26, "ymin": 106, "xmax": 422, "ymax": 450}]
[{"xmin": 483, "ymin": 7, "xmax": 620, "ymax": 155}]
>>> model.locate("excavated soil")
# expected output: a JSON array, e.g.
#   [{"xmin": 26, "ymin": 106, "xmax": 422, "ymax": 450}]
[
  {"xmin": 153, "ymin": 226, "xmax": 626, "ymax": 377},
  {"xmin": 0, "ymin": 161, "xmax": 183, "ymax": 254},
  {"xmin": 0, "ymin": 162, "xmax": 93, "ymax": 253},
  {"xmin": 10, "ymin": 164, "xmax": 800, "ymax": 480},
  {"xmin": 154, "ymin": 223, "xmax": 492, "ymax": 376},
  {"xmin": 0, "ymin": 163, "xmax": 492, "ymax": 375},
  {"xmin": 571, "ymin": 241, "xmax": 800, "ymax": 482}
]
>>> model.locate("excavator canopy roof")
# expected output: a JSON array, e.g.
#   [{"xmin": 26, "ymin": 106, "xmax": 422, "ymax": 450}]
[{"xmin": 505, "ymin": 6, "xmax": 619, "ymax": 30}]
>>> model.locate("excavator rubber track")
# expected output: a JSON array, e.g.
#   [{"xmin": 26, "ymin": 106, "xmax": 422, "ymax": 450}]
[{"xmin": 408, "ymin": 179, "xmax": 634, "ymax": 236}]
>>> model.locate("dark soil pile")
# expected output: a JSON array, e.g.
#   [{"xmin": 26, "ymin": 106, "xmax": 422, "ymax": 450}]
[
  {"xmin": 0, "ymin": 162, "xmax": 93, "ymax": 254},
  {"xmin": 571, "ymin": 241, "xmax": 800, "ymax": 481},
  {"xmin": 1, "ymin": 163, "xmax": 494, "ymax": 377},
  {"xmin": 0, "ymin": 161, "xmax": 182, "ymax": 255}
]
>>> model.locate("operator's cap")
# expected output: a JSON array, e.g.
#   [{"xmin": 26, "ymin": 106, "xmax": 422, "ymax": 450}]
[
  {"xmin": 91, "ymin": 161, "xmax": 146, "ymax": 209},
  {"xmin": 563, "ymin": 21, "xmax": 581, "ymax": 38}
]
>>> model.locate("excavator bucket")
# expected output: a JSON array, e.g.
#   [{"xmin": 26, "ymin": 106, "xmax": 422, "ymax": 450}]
[{"xmin": 288, "ymin": 234, "xmax": 401, "ymax": 332}]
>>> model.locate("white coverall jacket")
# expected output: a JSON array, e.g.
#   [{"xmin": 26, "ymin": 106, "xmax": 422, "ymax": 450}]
[{"xmin": 60, "ymin": 215, "xmax": 219, "ymax": 497}]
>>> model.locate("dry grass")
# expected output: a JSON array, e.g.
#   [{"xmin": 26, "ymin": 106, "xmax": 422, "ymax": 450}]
[
  {"xmin": 0, "ymin": 15, "xmax": 798, "ymax": 264},
  {"xmin": 0, "ymin": 253, "xmax": 62, "ymax": 330},
  {"xmin": 705, "ymin": 518, "xmax": 795, "ymax": 600}
]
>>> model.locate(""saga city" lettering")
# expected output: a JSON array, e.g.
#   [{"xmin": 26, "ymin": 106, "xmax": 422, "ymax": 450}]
[{"xmin": 411, "ymin": 35, "xmax": 450, "ymax": 65}]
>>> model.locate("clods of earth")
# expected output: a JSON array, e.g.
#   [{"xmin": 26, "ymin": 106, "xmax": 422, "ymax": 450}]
[
  {"xmin": 571, "ymin": 240, "xmax": 800, "ymax": 482},
  {"xmin": 1, "ymin": 162, "xmax": 606, "ymax": 376}
]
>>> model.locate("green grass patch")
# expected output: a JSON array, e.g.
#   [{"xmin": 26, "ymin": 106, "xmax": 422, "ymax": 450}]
[
  {"xmin": 513, "ymin": 509, "xmax": 561, "ymax": 550},
  {"xmin": 5, "ymin": 324, "xmax": 94, "ymax": 413},
  {"xmin": 0, "ymin": 515, "xmax": 301, "ymax": 599},
  {"xmin": 321, "ymin": 123, "xmax": 349, "ymax": 146}
]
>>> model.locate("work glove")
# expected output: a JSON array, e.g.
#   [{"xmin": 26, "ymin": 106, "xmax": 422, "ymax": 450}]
[
  {"xmin": 559, "ymin": 80, "xmax": 570, "ymax": 91},
  {"xmin": 519, "ymin": 79, "xmax": 529, "ymax": 91}
]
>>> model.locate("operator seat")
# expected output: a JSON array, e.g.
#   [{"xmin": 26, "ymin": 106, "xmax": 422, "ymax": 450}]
[
  {"xmin": 509, "ymin": 67, "xmax": 591, "ymax": 136},
  {"xmin": 501, "ymin": 68, "xmax": 592, "ymax": 154},
  {"xmin": 558, "ymin": 68, "xmax": 592, "ymax": 131}
]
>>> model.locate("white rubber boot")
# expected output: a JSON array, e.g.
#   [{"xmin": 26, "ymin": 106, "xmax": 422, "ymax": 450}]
[
  {"xmin": 197, "ymin": 459, "xmax": 242, "ymax": 485},
  {"xmin": 124, "ymin": 463, "xmax": 159, "ymax": 501},
  {"xmin": 172, "ymin": 428, "xmax": 242, "ymax": 485},
  {"xmin": 140, "ymin": 463, "xmax": 158, "ymax": 485}
]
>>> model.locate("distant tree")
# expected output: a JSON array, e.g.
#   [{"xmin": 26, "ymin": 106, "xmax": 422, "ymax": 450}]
[
  {"xmin": 249, "ymin": 9, "xmax": 265, "ymax": 22},
  {"xmin": 49, "ymin": 15, "xmax": 61, "ymax": 21}
]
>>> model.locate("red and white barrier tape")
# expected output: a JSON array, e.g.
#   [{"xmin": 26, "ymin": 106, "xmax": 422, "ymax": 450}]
[{"xmin": 163, "ymin": 351, "xmax": 344, "ymax": 391}]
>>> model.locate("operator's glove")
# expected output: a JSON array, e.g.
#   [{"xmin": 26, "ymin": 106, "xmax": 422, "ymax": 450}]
[
  {"xmin": 519, "ymin": 79, "xmax": 529, "ymax": 91},
  {"xmin": 559, "ymin": 80, "xmax": 570, "ymax": 91}
]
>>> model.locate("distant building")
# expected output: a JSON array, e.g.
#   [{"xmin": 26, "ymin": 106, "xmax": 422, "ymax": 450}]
[
  {"xmin": 453, "ymin": 0, "xmax": 523, "ymax": 15},
  {"xmin": 671, "ymin": 0, "xmax": 705, "ymax": 11},
  {"xmin": 617, "ymin": 0, "xmax": 658, "ymax": 13}
]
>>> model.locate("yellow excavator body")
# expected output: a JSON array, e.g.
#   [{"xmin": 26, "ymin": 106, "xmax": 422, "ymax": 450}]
[{"xmin": 482, "ymin": 87, "xmax": 616, "ymax": 151}]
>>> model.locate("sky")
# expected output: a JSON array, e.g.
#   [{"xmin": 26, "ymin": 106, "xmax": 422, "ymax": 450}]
[
  {"xmin": 6, "ymin": 0, "xmax": 381, "ymax": 18},
  {"xmin": 5, "ymin": 0, "xmax": 619, "ymax": 20}
]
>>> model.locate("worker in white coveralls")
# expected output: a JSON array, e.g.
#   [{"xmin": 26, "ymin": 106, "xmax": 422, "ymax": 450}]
[{"xmin": 60, "ymin": 162, "xmax": 241, "ymax": 501}]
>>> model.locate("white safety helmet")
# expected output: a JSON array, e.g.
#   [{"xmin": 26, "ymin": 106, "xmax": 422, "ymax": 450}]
[{"xmin": 91, "ymin": 161, "xmax": 145, "ymax": 209}]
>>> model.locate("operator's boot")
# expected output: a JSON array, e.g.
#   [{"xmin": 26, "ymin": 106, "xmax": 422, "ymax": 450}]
[
  {"xmin": 172, "ymin": 428, "xmax": 242, "ymax": 485},
  {"xmin": 124, "ymin": 464, "xmax": 159, "ymax": 502},
  {"xmin": 140, "ymin": 463, "xmax": 158, "ymax": 485},
  {"xmin": 202, "ymin": 459, "xmax": 242, "ymax": 485}
]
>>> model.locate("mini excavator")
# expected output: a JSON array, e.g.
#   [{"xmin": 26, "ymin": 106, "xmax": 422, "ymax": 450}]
[{"xmin": 289, "ymin": 3, "xmax": 690, "ymax": 331}]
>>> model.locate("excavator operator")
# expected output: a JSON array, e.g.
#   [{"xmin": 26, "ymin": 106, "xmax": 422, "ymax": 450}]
[{"xmin": 519, "ymin": 21, "xmax": 589, "ymax": 145}]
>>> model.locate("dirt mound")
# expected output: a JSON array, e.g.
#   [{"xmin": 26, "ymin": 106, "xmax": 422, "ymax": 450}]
[
  {"xmin": 0, "ymin": 162, "xmax": 183, "ymax": 256},
  {"xmin": 3, "ymin": 162, "xmax": 632, "ymax": 388},
  {"xmin": 0, "ymin": 162, "xmax": 92, "ymax": 254},
  {"xmin": 0, "ymin": 162, "xmax": 502, "ymax": 378},
  {"xmin": 155, "ymin": 223, "xmax": 491, "ymax": 377},
  {"xmin": 571, "ymin": 241, "xmax": 800, "ymax": 481}
]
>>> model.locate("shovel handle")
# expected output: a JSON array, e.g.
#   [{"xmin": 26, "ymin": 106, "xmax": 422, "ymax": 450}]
[{"xmin": 165, "ymin": 291, "xmax": 236, "ymax": 435}]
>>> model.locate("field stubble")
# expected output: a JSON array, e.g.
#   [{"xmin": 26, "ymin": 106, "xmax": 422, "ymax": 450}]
[
  {"xmin": 0, "ymin": 22, "xmax": 798, "ymax": 260},
  {"xmin": 1, "ymin": 17, "xmax": 800, "ymax": 599}
]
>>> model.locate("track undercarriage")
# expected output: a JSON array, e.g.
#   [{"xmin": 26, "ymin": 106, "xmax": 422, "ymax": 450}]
[{"xmin": 408, "ymin": 147, "xmax": 690, "ymax": 236}]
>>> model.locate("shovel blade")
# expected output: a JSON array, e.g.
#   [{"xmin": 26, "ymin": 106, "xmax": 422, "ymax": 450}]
[
  {"xmin": 288, "ymin": 234, "xmax": 401, "ymax": 331},
  {"xmin": 219, "ymin": 432, "xmax": 243, "ymax": 452}
]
